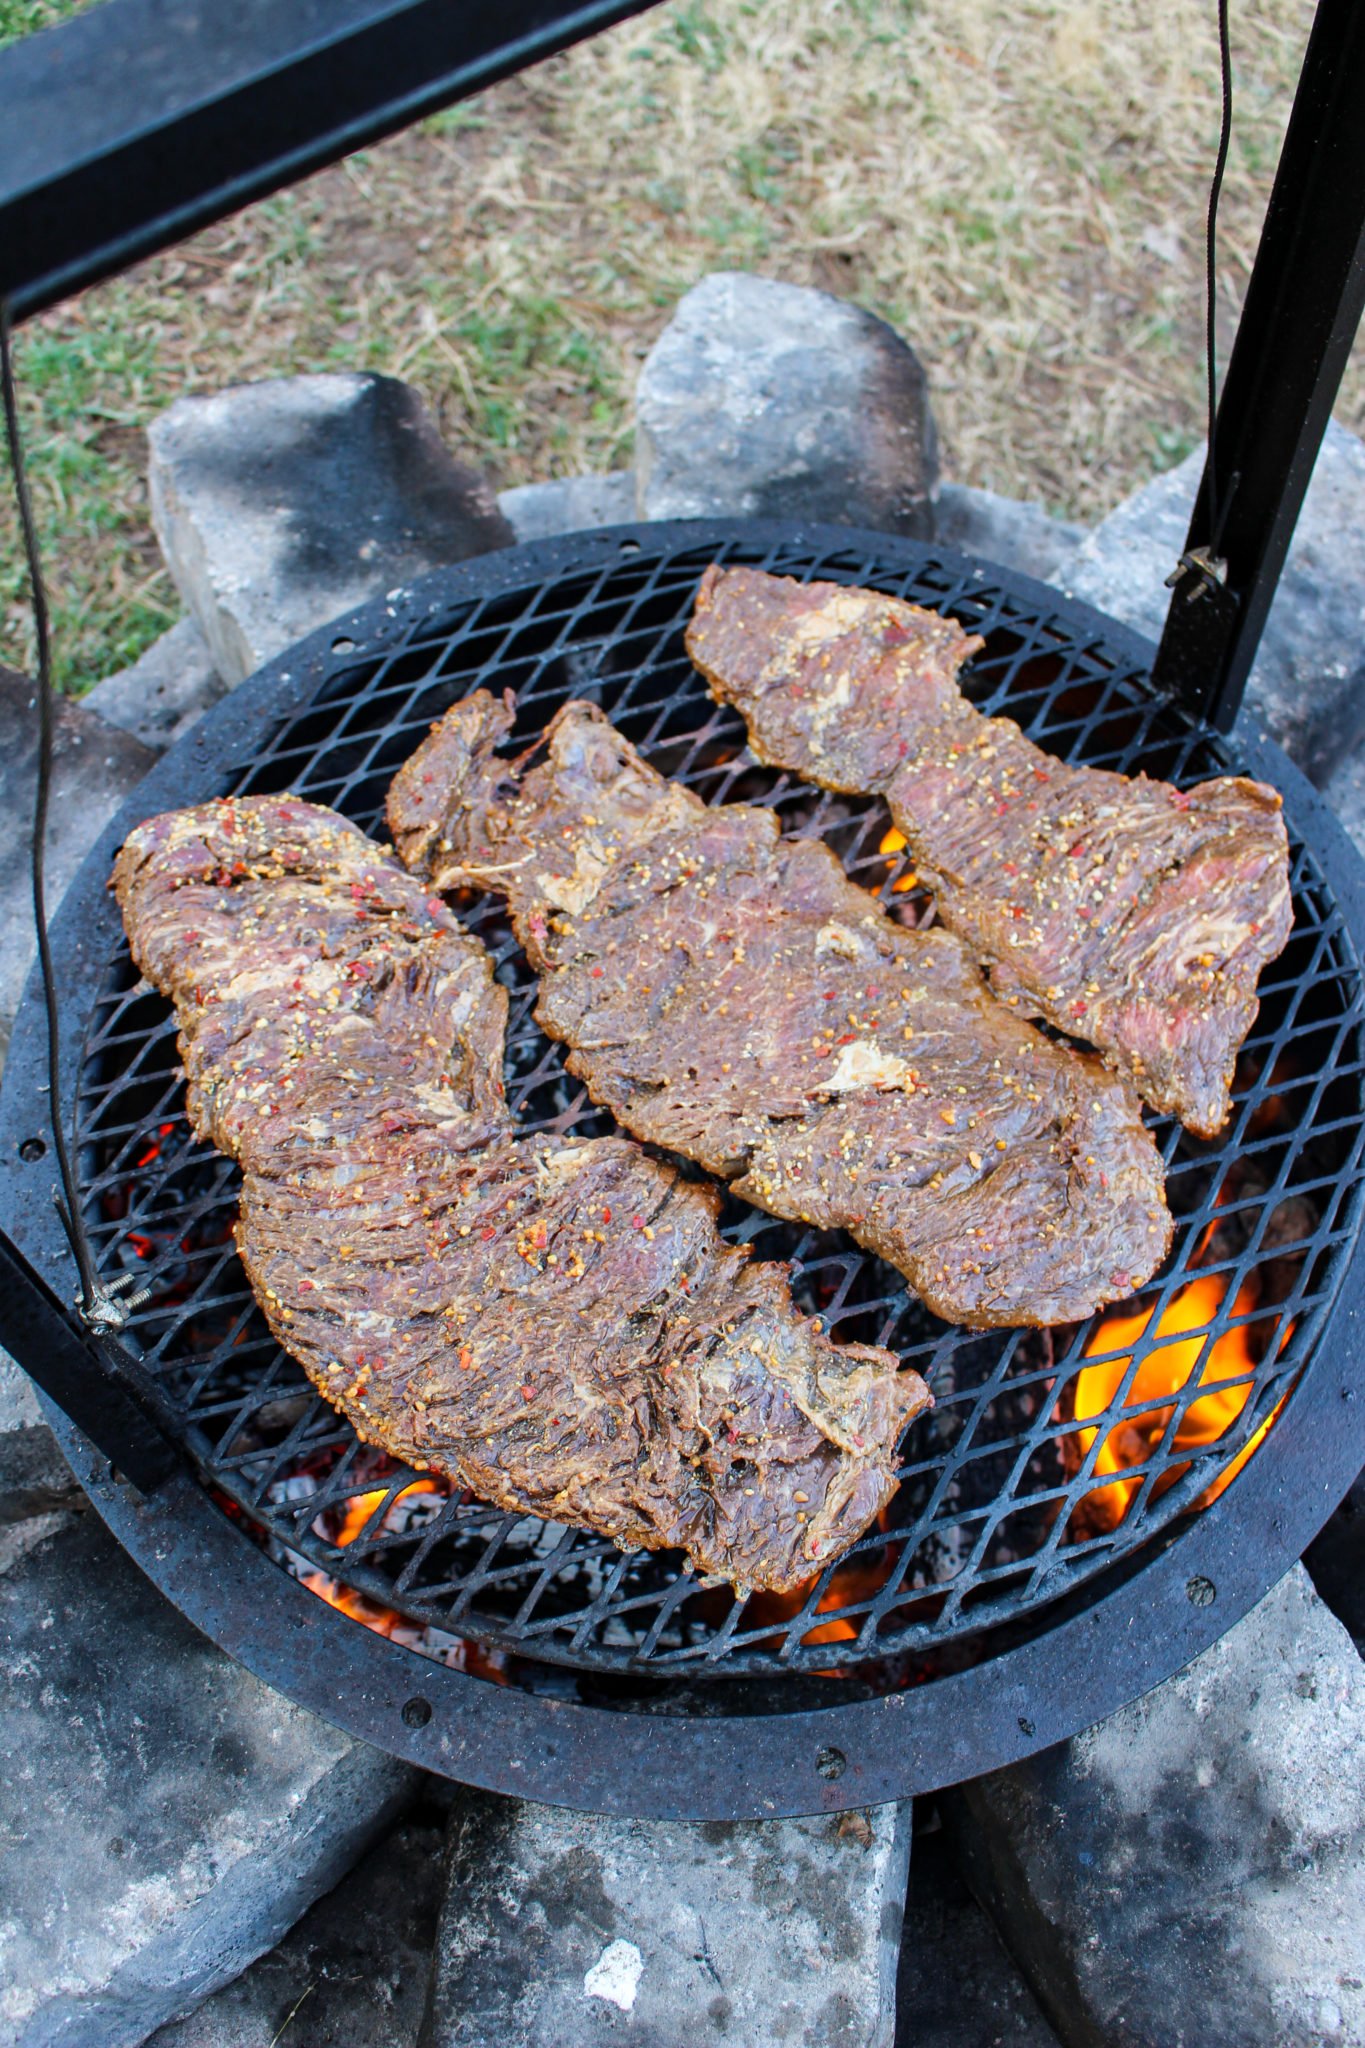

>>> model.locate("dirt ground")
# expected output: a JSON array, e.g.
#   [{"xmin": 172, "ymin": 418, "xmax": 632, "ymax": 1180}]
[{"xmin": 1, "ymin": 0, "xmax": 1358, "ymax": 690}]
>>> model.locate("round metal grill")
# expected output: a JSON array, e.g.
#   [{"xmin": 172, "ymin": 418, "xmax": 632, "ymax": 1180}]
[{"xmin": 70, "ymin": 526, "xmax": 1365, "ymax": 1682}]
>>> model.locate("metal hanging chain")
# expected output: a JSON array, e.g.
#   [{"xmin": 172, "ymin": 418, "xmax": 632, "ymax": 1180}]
[
  {"xmin": 0, "ymin": 299, "xmax": 148, "ymax": 1332},
  {"xmin": 1167, "ymin": 0, "xmax": 1239, "ymax": 604}
]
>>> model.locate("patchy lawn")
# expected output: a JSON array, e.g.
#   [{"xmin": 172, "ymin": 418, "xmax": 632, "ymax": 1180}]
[{"xmin": 1, "ymin": 0, "xmax": 1353, "ymax": 689}]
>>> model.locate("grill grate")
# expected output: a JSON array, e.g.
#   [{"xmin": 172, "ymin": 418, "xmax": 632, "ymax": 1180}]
[{"xmin": 74, "ymin": 530, "xmax": 1365, "ymax": 1677}]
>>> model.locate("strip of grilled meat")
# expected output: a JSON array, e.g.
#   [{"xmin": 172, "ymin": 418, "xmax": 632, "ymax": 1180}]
[
  {"xmin": 387, "ymin": 694, "xmax": 1171, "ymax": 1328},
  {"xmin": 112, "ymin": 796, "xmax": 927, "ymax": 1593},
  {"xmin": 686, "ymin": 565, "xmax": 1293, "ymax": 1137}
]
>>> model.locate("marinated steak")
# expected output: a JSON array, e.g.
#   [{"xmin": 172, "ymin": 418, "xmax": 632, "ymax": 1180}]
[
  {"xmin": 112, "ymin": 796, "xmax": 927, "ymax": 1593},
  {"xmin": 686, "ymin": 565, "xmax": 1294, "ymax": 1137},
  {"xmin": 387, "ymin": 693, "xmax": 1171, "ymax": 1328}
]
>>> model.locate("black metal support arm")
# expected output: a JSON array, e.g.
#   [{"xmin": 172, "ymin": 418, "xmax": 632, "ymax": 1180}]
[
  {"xmin": 1153, "ymin": 0, "xmax": 1365, "ymax": 730},
  {"xmin": 0, "ymin": 0, "xmax": 661, "ymax": 321},
  {"xmin": 0, "ymin": 1224, "xmax": 180, "ymax": 1492}
]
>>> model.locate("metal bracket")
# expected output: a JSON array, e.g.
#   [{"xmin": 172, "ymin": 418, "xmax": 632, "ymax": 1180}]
[
  {"xmin": 0, "ymin": 1224, "xmax": 181, "ymax": 1493},
  {"xmin": 1154, "ymin": 0, "xmax": 1365, "ymax": 730}
]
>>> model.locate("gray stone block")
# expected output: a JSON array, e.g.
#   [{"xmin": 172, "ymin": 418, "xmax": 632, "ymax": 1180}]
[
  {"xmin": 84, "ymin": 618, "xmax": 228, "ymax": 753},
  {"xmin": 148, "ymin": 1808, "xmax": 447, "ymax": 2048},
  {"xmin": 1060, "ymin": 421, "xmax": 1365, "ymax": 784},
  {"xmin": 0, "ymin": 667, "xmax": 157, "ymax": 1063},
  {"xmin": 934, "ymin": 482, "xmax": 1085, "ymax": 587},
  {"xmin": 148, "ymin": 373, "xmax": 514, "ymax": 686},
  {"xmin": 636, "ymin": 273, "xmax": 937, "ymax": 538},
  {"xmin": 0, "ymin": 1348, "xmax": 81, "ymax": 1525},
  {"xmin": 499, "ymin": 472, "xmax": 635, "ymax": 544},
  {"xmin": 0, "ymin": 1513, "xmax": 416, "ymax": 2048},
  {"xmin": 421, "ymin": 1794, "xmax": 912, "ymax": 2048},
  {"xmin": 942, "ymin": 1566, "xmax": 1365, "ymax": 2048}
]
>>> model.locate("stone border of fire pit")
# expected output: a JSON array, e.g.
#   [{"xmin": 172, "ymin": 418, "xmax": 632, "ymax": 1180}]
[{"xmin": 7, "ymin": 521, "xmax": 1365, "ymax": 1821}]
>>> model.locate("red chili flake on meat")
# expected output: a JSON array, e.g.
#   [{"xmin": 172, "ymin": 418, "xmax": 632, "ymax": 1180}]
[
  {"xmin": 591, "ymin": 966, "xmax": 604, "ymax": 978},
  {"xmin": 1110, "ymin": 1270, "xmax": 1130, "ymax": 1290},
  {"xmin": 897, "ymin": 738, "xmax": 909, "ymax": 757},
  {"xmin": 1033, "ymin": 769, "xmax": 1050, "ymax": 784},
  {"xmin": 480, "ymin": 1226, "xmax": 496, "ymax": 1241},
  {"xmin": 345, "ymin": 961, "xmax": 370, "ymax": 979},
  {"xmin": 995, "ymin": 800, "xmax": 1009, "ymax": 816},
  {"xmin": 427, "ymin": 897, "xmax": 444, "ymax": 918},
  {"xmin": 521, "ymin": 1385, "xmax": 536, "ymax": 1402},
  {"xmin": 422, "ymin": 771, "xmax": 434, "ymax": 783},
  {"xmin": 631, "ymin": 1215, "xmax": 644, "ymax": 1230},
  {"xmin": 1076, "ymin": 905, "xmax": 1090, "ymax": 919},
  {"xmin": 459, "ymin": 1347, "xmax": 474, "ymax": 1370},
  {"xmin": 1069, "ymin": 839, "xmax": 1088, "ymax": 858},
  {"xmin": 865, "ymin": 986, "xmax": 879, "ymax": 999},
  {"xmin": 292, "ymin": 978, "xmax": 304, "ymax": 991},
  {"xmin": 349, "ymin": 881, "xmax": 368, "ymax": 901},
  {"xmin": 837, "ymin": 1032, "xmax": 856, "ymax": 1045},
  {"xmin": 602, "ymin": 1207, "xmax": 612, "ymax": 1224},
  {"xmin": 823, "ymin": 991, "xmax": 837, "ymax": 1001},
  {"xmin": 1002, "ymin": 861, "xmax": 1019, "ymax": 876},
  {"xmin": 1011, "ymin": 905, "xmax": 1027, "ymax": 921},
  {"xmin": 1071, "ymin": 1000, "xmax": 1088, "ymax": 1016},
  {"xmin": 813, "ymin": 1044, "xmax": 831, "ymax": 1058},
  {"xmin": 297, "ymin": 1279, "xmax": 314, "ymax": 1292},
  {"xmin": 1099, "ymin": 1173, "xmax": 1109, "ymax": 1190}
]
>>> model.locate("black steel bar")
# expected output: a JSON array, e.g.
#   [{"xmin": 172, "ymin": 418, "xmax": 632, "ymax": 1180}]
[
  {"xmin": 1153, "ymin": 0, "xmax": 1365, "ymax": 729},
  {"xmin": 0, "ymin": 1225, "xmax": 180, "ymax": 1492},
  {"xmin": 0, "ymin": 0, "xmax": 661, "ymax": 321}
]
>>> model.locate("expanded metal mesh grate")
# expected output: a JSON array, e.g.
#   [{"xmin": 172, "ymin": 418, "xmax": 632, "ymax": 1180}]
[{"xmin": 74, "ymin": 530, "xmax": 1365, "ymax": 1678}]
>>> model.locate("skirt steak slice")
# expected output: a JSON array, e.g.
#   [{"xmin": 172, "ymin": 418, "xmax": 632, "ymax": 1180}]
[
  {"xmin": 387, "ymin": 694, "xmax": 1171, "ymax": 1329},
  {"xmin": 113, "ymin": 796, "xmax": 926, "ymax": 1594},
  {"xmin": 685, "ymin": 565, "xmax": 1293, "ymax": 1137}
]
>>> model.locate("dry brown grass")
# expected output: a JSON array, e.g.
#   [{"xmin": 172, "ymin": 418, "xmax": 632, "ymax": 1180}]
[{"xmin": 3, "ymin": 0, "xmax": 1357, "ymax": 689}]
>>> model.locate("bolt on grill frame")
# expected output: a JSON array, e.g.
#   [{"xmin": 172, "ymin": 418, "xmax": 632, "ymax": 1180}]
[{"xmin": 4, "ymin": 522, "xmax": 1365, "ymax": 1816}]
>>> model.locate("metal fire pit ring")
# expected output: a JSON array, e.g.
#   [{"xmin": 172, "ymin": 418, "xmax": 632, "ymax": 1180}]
[{"xmin": 4, "ymin": 519, "xmax": 1365, "ymax": 1820}]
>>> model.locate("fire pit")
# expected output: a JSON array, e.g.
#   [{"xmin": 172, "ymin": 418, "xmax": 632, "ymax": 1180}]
[{"xmin": 4, "ymin": 518, "xmax": 1364, "ymax": 1819}]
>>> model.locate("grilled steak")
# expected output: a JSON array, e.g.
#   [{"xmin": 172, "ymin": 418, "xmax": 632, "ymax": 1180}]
[
  {"xmin": 112, "ymin": 795, "xmax": 927, "ymax": 1594},
  {"xmin": 387, "ymin": 693, "xmax": 1171, "ymax": 1328},
  {"xmin": 686, "ymin": 565, "xmax": 1294, "ymax": 1137}
]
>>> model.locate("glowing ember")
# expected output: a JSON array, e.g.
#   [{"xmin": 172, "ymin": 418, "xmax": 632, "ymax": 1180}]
[
  {"xmin": 1067, "ymin": 1270, "xmax": 1281, "ymax": 1533},
  {"xmin": 879, "ymin": 825, "xmax": 920, "ymax": 893}
]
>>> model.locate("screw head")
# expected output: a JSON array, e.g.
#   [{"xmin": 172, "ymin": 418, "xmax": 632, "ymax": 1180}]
[
  {"xmin": 401, "ymin": 1696, "xmax": 433, "ymax": 1730},
  {"xmin": 816, "ymin": 1745, "xmax": 847, "ymax": 1781},
  {"xmin": 1186, "ymin": 1575, "xmax": 1217, "ymax": 1608},
  {"xmin": 19, "ymin": 1136, "xmax": 45, "ymax": 1162}
]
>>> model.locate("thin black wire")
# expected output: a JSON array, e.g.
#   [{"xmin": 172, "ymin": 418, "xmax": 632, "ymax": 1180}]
[
  {"xmin": 1203, "ymin": 0, "xmax": 1235, "ymax": 553},
  {"xmin": 0, "ymin": 299, "xmax": 100, "ymax": 1315}
]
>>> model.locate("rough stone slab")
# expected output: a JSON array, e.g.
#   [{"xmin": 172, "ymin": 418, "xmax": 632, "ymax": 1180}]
[
  {"xmin": 148, "ymin": 1807, "xmax": 447, "ymax": 2048},
  {"xmin": 0, "ymin": 1512, "xmax": 416, "ymax": 2048},
  {"xmin": 0, "ymin": 1349, "xmax": 81, "ymax": 1525},
  {"xmin": 934, "ymin": 482, "xmax": 1085, "ymax": 587},
  {"xmin": 499, "ymin": 472, "xmax": 635, "ymax": 544},
  {"xmin": 894, "ymin": 1827, "xmax": 1060, "ymax": 2048},
  {"xmin": 83, "ymin": 617, "xmax": 228, "ymax": 753},
  {"xmin": 0, "ymin": 667, "xmax": 157, "ymax": 1061},
  {"xmin": 941, "ymin": 1566, "xmax": 1365, "ymax": 2048},
  {"xmin": 421, "ymin": 1793, "xmax": 912, "ymax": 2048},
  {"xmin": 149, "ymin": 373, "xmax": 514, "ymax": 686},
  {"xmin": 1059, "ymin": 421, "xmax": 1365, "ymax": 783},
  {"xmin": 636, "ymin": 273, "xmax": 937, "ymax": 537}
]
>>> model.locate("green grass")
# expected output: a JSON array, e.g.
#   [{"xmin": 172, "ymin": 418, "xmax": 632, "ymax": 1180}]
[{"xmin": 1, "ymin": 0, "xmax": 1353, "ymax": 693}]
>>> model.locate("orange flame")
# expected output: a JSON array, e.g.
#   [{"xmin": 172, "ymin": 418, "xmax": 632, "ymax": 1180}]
[
  {"xmin": 879, "ymin": 825, "xmax": 920, "ymax": 892},
  {"xmin": 298, "ymin": 1480, "xmax": 510, "ymax": 1683},
  {"xmin": 1068, "ymin": 1270, "xmax": 1282, "ymax": 1533}
]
